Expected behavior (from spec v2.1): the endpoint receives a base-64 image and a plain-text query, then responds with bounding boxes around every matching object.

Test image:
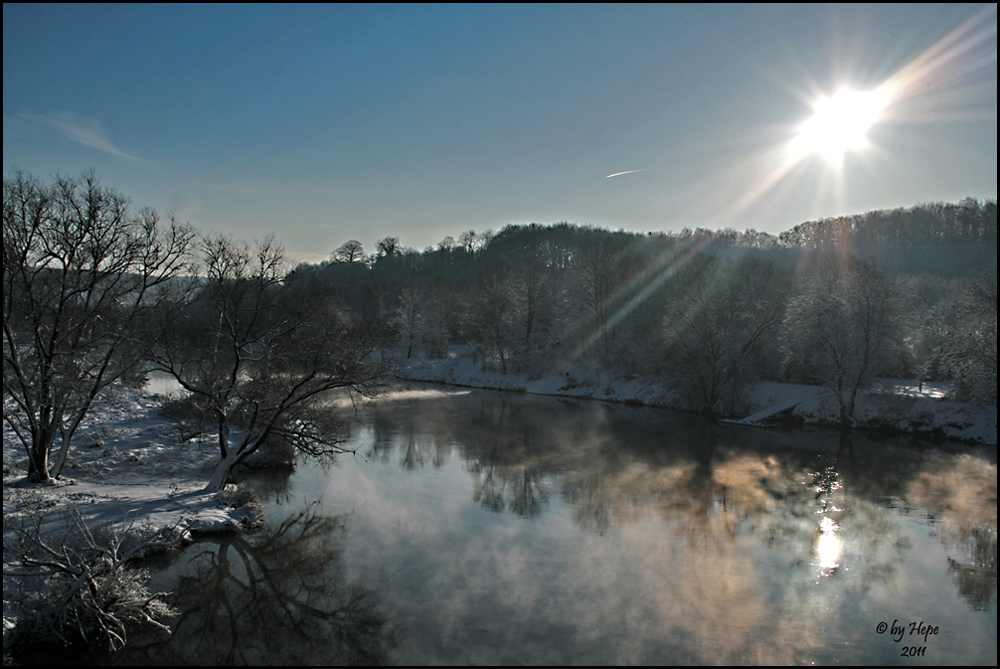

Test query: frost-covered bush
[941,272,997,406]
[4,506,180,654]
[216,484,265,529]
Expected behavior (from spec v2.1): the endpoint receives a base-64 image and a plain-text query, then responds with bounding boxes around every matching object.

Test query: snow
[396,352,679,407]
[3,387,258,538]
[746,379,997,444]
[3,383,269,650]
[397,353,997,446]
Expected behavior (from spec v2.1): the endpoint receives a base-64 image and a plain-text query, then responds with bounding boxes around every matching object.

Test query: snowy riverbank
[2,389,263,546]
[396,353,998,446]
[2,359,994,655]
[2,387,271,653]
[4,359,994,544]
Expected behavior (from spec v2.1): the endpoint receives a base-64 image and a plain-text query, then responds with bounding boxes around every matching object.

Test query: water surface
[144,386,997,665]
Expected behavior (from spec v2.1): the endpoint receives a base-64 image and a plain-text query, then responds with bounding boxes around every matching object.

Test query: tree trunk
[49,434,72,480]
[27,428,57,483]
[27,449,52,483]
[206,451,241,493]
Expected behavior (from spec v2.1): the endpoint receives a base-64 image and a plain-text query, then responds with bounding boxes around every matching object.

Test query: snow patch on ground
[396,354,679,407]
[3,388,263,539]
[3,386,266,650]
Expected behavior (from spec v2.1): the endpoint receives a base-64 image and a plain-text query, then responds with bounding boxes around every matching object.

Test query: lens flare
[789,88,889,165]
[716,6,994,224]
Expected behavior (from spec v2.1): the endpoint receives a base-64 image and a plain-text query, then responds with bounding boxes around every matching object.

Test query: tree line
[4,170,996,490]
[306,205,995,421]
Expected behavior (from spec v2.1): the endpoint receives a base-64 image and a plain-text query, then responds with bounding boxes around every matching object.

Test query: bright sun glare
[721,6,992,226]
[789,88,890,166]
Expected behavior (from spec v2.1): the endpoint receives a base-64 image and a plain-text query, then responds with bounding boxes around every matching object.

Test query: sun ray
[704,6,995,232]
[548,236,714,375]
[550,8,995,377]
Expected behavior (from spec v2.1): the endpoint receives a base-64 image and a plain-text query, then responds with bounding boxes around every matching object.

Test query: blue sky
[4,4,996,263]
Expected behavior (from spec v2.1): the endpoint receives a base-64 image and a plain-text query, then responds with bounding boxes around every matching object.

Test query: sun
[788,87,889,166]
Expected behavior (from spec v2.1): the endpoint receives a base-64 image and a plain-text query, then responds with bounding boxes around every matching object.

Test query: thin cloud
[23,112,144,162]
[606,169,646,178]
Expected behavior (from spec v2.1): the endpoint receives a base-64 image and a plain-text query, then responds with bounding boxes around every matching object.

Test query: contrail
[605,169,645,178]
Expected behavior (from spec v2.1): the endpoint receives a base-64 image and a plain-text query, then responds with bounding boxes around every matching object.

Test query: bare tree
[425,275,458,357]
[781,256,904,427]
[471,264,517,374]
[364,275,393,320]
[331,239,365,264]
[3,170,195,483]
[391,280,450,359]
[149,235,391,492]
[375,236,400,258]
[574,234,630,356]
[514,250,552,361]
[458,230,479,255]
[393,284,426,359]
[664,256,784,414]
[490,228,563,364]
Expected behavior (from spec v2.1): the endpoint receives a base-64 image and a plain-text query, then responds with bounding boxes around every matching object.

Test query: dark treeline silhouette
[779,198,997,248]
[778,198,997,276]
[293,199,996,417]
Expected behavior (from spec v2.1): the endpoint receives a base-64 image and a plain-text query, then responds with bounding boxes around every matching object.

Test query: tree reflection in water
[127,506,401,665]
[469,401,551,518]
[907,453,998,612]
[293,389,996,664]
[370,391,995,611]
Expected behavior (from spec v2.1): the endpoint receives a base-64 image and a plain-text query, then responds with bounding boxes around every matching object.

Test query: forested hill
[774,198,997,276]
[306,197,997,287]
[781,198,996,247]
[289,196,996,415]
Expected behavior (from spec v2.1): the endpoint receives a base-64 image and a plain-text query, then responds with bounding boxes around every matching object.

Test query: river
[134,386,996,664]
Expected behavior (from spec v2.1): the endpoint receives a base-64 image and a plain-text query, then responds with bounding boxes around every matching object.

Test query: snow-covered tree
[573,234,631,357]
[471,264,517,374]
[393,285,424,359]
[664,255,784,413]
[392,284,448,358]
[940,271,997,404]
[781,256,904,427]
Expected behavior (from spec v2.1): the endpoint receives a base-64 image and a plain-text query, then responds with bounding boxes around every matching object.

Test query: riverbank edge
[3,382,273,657]
[395,354,998,447]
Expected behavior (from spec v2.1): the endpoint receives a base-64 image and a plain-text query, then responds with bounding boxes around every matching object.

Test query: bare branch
[4,504,182,653]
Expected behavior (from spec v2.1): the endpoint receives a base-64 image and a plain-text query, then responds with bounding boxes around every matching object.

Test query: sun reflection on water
[815,516,842,574]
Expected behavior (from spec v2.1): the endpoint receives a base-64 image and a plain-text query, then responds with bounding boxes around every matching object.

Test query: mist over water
[143,386,996,665]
